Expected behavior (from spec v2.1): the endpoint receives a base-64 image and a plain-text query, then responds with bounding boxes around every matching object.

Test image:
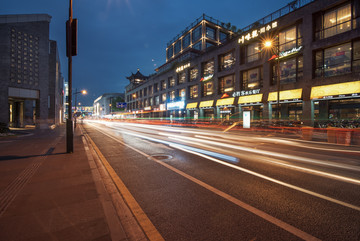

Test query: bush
[0,122,9,133]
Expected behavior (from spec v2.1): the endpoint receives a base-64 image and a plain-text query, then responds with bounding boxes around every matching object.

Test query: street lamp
[263,38,281,121]
[73,89,87,128]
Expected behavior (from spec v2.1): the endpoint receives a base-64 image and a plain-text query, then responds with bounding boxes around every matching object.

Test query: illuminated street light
[263,38,281,121]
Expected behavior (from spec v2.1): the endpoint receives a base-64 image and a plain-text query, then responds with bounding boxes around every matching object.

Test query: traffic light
[66,19,78,57]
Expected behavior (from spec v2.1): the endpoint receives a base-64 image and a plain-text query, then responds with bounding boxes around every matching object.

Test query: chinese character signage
[238,21,278,44]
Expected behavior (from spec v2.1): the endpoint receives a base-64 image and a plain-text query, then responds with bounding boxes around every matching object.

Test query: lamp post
[264,38,281,121]
[74,88,87,129]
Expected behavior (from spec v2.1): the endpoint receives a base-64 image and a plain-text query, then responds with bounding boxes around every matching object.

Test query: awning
[268,88,302,102]
[310,81,360,99]
[216,97,235,106]
[238,94,263,105]
[199,100,214,108]
[186,102,198,109]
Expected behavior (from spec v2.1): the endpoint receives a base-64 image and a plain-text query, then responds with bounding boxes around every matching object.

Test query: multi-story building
[0,14,64,128]
[93,93,125,117]
[125,0,360,127]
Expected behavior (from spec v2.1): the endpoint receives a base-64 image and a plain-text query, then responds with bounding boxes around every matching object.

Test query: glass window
[206,41,215,49]
[273,56,303,84]
[219,75,234,94]
[182,33,190,49]
[206,26,216,40]
[192,25,202,43]
[174,41,181,55]
[169,90,176,101]
[155,96,160,105]
[220,51,235,71]
[190,68,198,82]
[162,93,167,102]
[190,85,199,99]
[169,77,175,87]
[154,83,159,92]
[161,80,167,90]
[279,26,297,52]
[354,41,360,72]
[325,43,351,77]
[179,88,186,99]
[202,80,214,97]
[220,32,228,43]
[247,42,260,62]
[324,4,351,38]
[178,72,186,84]
[203,60,214,78]
[242,67,263,90]
[167,46,173,59]
[149,97,153,106]
[193,41,202,50]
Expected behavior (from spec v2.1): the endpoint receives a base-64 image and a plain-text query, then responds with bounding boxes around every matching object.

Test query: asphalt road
[82,120,360,241]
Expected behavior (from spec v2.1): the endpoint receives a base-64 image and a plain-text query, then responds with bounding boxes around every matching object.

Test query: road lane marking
[89,123,360,211]
[88,123,321,240]
[83,129,164,241]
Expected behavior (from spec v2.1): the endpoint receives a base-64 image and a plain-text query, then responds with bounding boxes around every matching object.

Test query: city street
[82,120,360,241]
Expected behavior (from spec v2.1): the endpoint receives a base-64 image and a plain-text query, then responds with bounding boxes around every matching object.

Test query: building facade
[0,14,64,128]
[125,0,360,127]
[93,93,125,117]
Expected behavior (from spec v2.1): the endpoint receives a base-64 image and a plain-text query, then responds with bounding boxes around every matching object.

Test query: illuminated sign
[220,110,231,114]
[310,81,360,100]
[144,106,151,111]
[268,89,302,103]
[167,101,185,110]
[159,104,166,111]
[238,94,263,105]
[186,102,198,109]
[278,46,303,59]
[243,111,251,128]
[233,89,260,97]
[199,100,214,108]
[238,21,278,44]
[200,74,214,82]
[216,97,235,106]
[176,63,190,73]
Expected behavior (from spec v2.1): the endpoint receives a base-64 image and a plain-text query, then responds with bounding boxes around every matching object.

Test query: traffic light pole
[66,0,73,153]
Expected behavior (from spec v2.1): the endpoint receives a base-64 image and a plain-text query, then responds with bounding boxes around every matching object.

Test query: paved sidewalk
[0,124,131,241]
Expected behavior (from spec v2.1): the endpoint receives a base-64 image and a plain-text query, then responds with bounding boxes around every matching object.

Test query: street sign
[116,102,127,108]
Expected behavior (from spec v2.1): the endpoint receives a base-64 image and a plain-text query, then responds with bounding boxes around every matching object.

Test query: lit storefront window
[315,4,352,39]
[161,80,167,90]
[219,51,235,71]
[279,25,302,52]
[155,96,160,105]
[315,42,358,78]
[162,93,167,102]
[180,88,186,99]
[273,56,303,84]
[170,90,176,101]
[190,85,199,99]
[190,67,198,82]
[202,80,214,97]
[169,76,175,87]
[219,75,234,94]
[202,60,214,78]
[242,67,263,89]
[247,42,260,62]
[178,72,186,84]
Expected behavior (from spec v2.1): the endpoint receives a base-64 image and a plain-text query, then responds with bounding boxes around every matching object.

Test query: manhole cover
[150,154,173,160]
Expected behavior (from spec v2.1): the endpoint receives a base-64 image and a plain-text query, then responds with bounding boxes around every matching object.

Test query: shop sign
[144,106,151,111]
[199,100,214,108]
[220,110,231,114]
[186,102,198,109]
[238,21,278,44]
[167,101,185,110]
[238,94,263,105]
[268,89,302,103]
[216,97,235,107]
[200,74,214,82]
[176,63,190,73]
[278,46,303,59]
[310,81,360,100]
[233,89,260,97]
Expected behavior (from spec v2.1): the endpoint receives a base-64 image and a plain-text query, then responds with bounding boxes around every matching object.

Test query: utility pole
[66,0,78,153]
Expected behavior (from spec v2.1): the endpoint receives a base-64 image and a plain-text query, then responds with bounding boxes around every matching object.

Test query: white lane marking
[89,123,360,210]
[88,123,321,241]
[162,133,360,172]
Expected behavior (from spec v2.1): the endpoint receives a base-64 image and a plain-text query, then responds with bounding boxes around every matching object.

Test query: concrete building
[93,93,125,117]
[125,0,360,127]
[0,14,64,128]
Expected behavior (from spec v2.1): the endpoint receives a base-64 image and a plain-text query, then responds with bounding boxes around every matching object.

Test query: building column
[302,100,314,127]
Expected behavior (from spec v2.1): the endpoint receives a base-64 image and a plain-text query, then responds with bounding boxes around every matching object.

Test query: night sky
[3,0,291,106]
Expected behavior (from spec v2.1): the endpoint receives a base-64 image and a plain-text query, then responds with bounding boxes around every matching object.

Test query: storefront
[186,102,198,120]
[216,97,236,120]
[166,100,186,119]
[238,93,263,122]
[310,81,360,126]
[268,88,303,121]
[199,100,215,120]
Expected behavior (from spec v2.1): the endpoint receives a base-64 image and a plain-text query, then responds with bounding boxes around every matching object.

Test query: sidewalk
[0,124,138,241]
